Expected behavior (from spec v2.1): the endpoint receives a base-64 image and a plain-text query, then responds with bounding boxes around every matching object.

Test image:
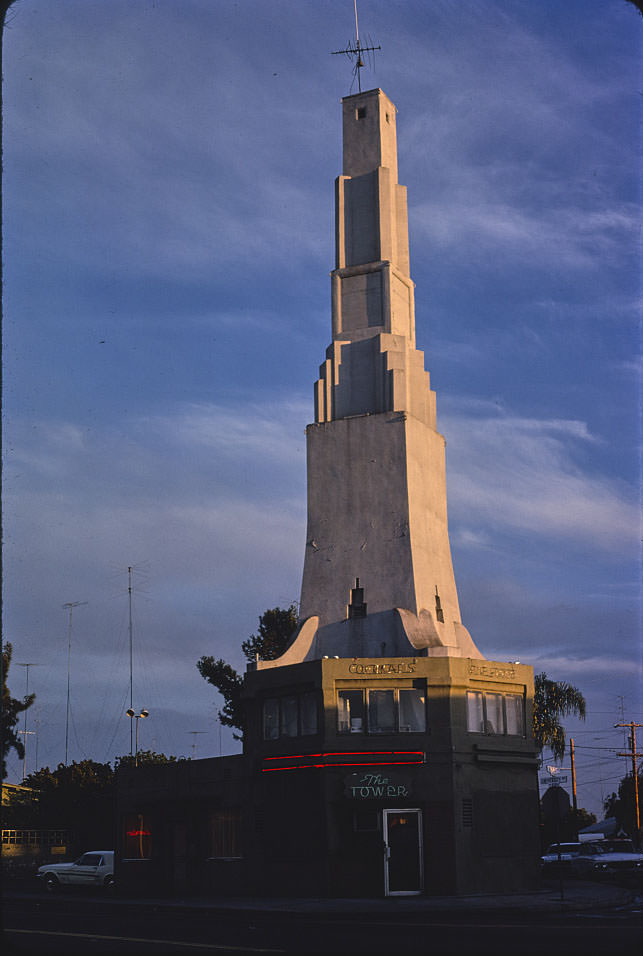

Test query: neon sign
[126,829,151,837]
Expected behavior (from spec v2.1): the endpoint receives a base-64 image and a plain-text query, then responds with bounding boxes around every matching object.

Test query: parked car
[541,842,584,871]
[541,841,643,881]
[36,851,114,891]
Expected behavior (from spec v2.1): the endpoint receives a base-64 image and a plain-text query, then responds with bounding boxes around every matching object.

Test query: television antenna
[62,601,88,764]
[332,0,381,93]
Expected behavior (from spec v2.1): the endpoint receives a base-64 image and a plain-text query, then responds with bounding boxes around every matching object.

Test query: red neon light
[126,829,151,837]
[262,759,424,773]
[264,750,424,762]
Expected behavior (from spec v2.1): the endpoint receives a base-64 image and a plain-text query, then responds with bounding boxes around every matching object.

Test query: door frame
[382,807,424,896]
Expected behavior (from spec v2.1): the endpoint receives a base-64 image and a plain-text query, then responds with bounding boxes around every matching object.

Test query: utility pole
[615,721,642,844]
[569,738,577,813]
[62,601,87,765]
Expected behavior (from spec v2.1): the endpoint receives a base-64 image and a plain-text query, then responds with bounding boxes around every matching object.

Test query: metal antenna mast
[15,661,38,780]
[62,601,87,765]
[128,566,134,756]
[332,0,381,93]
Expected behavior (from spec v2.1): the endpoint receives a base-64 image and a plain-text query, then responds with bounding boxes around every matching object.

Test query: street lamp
[126,708,149,766]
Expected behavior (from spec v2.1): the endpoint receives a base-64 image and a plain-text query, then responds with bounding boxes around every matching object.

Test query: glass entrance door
[383,809,423,896]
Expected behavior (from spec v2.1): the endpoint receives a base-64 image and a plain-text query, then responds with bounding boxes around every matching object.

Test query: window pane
[399,689,426,732]
[281,696,298,737]
[263,698,279,740]
[485,693,503,734]
[300,691,318,736]
[505,694,524,736]
[337,690,364,733]
[368,689,395,733]
[466,691,484,732]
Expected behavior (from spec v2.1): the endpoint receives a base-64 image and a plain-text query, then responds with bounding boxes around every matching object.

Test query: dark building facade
[117,656,540,897]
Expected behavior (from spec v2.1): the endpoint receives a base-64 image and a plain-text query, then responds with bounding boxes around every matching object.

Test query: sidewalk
[93,880,637,918]
[5,878,637,918]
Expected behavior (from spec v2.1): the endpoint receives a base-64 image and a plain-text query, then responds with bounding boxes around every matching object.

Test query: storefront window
[367,689,396,733]
[123,813,152,860]
[263,698,279,740]
[300,691,318,736]
[338,689,364,733]
[505,694,525,736]
[281,696,298,737]
[399,689,426,732]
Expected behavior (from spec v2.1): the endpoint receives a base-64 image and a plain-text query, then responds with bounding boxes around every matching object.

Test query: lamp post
[126,708,149,766]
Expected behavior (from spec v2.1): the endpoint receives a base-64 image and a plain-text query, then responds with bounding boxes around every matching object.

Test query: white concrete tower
[264,89,483,667]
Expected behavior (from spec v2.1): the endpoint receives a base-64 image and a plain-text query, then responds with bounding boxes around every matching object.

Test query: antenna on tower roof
[331,0,381,94]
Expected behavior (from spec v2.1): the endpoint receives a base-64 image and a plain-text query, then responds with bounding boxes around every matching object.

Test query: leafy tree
[4,752,179,855]
[241,605,298,662]
[114,750,179,770]
[533,672,586,761]
[2,642,36,779]
[196,658,245,737]
[197,605,298,739]
[4,760,115,854]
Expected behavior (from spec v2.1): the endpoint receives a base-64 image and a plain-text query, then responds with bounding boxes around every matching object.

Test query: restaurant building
[117,87,540,898]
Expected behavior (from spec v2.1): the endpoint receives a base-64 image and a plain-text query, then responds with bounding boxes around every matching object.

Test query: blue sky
[2,0,640,818]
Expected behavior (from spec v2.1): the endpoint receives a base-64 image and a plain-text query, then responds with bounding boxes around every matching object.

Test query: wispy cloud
[442,408,638,553]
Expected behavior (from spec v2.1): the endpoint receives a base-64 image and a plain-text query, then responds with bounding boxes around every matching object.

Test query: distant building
[117,88,540,898]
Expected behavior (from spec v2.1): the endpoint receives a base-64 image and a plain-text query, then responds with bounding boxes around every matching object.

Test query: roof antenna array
[332,0,381,94]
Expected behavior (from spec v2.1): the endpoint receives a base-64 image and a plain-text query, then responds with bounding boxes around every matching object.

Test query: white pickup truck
[37,850,114,891]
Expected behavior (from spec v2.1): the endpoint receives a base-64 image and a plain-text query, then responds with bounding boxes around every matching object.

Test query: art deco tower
[272,88,483,666]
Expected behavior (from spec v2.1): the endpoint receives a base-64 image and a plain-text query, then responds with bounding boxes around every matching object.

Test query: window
[337,687,426,734]
[263,698,280,740]
[281,696,298,737]
[209,809,242,859]
[300,691,318,736]
[485,693,503,734]
[505,694,525,736]
[338,689,364,733]
[399,689,426,732]
[368,690,396,733]
[123,813,152,859]
[356,106,367,119]
[466,691,525,737]
[263,692,319,740]
[466,691,484,733]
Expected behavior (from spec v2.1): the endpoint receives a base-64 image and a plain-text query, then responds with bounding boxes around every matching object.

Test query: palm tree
[533,672,586,760]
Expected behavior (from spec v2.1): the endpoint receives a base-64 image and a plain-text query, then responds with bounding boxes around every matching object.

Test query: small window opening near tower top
[356,106,367,120]
[435,586,444,624]
[385,112,390,123]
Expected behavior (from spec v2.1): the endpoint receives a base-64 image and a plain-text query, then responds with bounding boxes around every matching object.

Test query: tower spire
[259,89,484,668]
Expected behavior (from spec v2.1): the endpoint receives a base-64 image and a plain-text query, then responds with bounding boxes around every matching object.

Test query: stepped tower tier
[260,89,483,669]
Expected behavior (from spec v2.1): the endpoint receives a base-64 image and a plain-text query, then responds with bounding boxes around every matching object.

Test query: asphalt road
[3,891,642,954]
